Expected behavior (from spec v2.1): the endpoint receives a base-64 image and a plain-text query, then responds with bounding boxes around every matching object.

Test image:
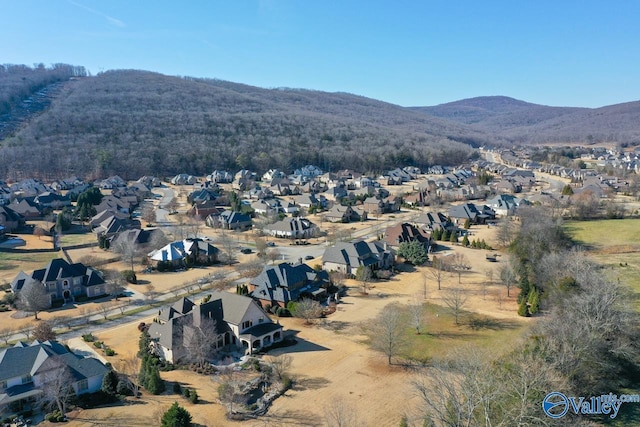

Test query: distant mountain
[412,96,640,144]
[0,69,485,179]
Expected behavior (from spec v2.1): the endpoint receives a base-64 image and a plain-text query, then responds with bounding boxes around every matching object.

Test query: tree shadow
[258,409,322,426]
[291,376,331,391]
[465,316,521,331]
[135,279,151,285]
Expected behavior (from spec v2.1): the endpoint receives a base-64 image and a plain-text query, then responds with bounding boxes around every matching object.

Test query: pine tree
[449,231,458,244]
[161,402,192,427]
[462,235,470,247]
[101,370,119,396]
[528,288,540,315]
[517,297,530,317]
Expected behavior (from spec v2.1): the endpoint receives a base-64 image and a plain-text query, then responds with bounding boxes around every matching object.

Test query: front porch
[239,323,284,355]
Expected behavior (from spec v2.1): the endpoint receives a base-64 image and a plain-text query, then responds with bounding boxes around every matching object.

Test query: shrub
[182,387,191,398]
[105,347,116,356]
[122,270,137,284]
[82,333,96,342]
[189,389,199,404]
[93,341,103,348]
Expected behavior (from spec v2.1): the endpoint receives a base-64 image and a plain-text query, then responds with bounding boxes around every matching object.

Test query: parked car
[266,242,276,247]
[304,255,314,260]
[240,248,252,254]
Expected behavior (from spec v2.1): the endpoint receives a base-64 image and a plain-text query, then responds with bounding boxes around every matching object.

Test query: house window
[242,320,253,330]
[21,374,32,384]
[77,379,88,391]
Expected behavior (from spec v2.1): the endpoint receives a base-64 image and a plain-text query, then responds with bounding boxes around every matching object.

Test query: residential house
[0,340,110,410]
[264,218,318,239]
[98,175,127,189]
[0,206,24,232]
[290,194,322,210]
[249,263,330,308]
[148,292,283,361]
[414,212,455,233]
[137,176,162,188]
[383,223,431,250]
[324,205,362,223]
[485,194,529,217]
[322,240,395,276]
[34,192,71,210]
[206,210,253,231]
[148,238,219,267]
[171,174,197,185]
[250,199,281,216]
[11,258,106,305]
[109,228,165,250]
[187,200,222,219]
[8,198,42,219]
[93,215,141,239]
[206,170,233,184]
[448,203,496,225]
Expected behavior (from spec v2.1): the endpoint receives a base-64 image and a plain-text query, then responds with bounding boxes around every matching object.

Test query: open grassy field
[566,219,640,309]
[395,303,528,364]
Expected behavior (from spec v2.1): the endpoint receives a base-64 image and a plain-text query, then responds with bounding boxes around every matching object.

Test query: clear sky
[2,1,639,108]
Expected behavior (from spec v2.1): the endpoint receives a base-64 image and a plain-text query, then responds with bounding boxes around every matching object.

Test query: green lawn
[566,219,640,309]
[566,218,640,249]
[397,303,529,363]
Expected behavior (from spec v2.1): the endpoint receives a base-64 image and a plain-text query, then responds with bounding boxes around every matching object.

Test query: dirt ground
[58,223,523,427]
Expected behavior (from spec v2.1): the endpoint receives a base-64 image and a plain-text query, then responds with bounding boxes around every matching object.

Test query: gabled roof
[29,258,104,287]
[0,340,108,384]
[322,240,392,269]
[250,263,329,304]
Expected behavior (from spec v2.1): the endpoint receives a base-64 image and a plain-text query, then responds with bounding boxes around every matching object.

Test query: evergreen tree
[528,288,540,315]
[397,241,428,265]
[517,297,530,317]
[463,218,471,229]
[101,370,119,396]
[449,231,458,244]
[461,235,470,247]
[161,402,192,427]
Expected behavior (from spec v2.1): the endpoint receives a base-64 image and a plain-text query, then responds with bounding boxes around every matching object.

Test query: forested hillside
[414,96,640,145]
[0,69,483,180]
[0,64,87,140]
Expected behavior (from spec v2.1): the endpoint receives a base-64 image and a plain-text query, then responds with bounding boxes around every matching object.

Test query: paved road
[155,186,175,225]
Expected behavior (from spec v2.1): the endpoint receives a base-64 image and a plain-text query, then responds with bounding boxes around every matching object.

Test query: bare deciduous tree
[0,327,14,346]
[142,205,157,225]
[441,287,468,325]
[17,282,50,320]
[98,301,115,320]
[324,395,362,427]
[184,317,218,367]
[292,298,323,325]
[498,257,517,297]
[103,269,126,301]
[428,256,447,291]
[218,229,236,264]
[33,321,56,341]
[267,354,292,382]
[408,294,425,335]
[369,303,407,365]
[39,356,75,418]
[355,266,373,295]
[266,248,281,265]
[118,353,142,398]
[112,236,140,272]
[447,253,470,285]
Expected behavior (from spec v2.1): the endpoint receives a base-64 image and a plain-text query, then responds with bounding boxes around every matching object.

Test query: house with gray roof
[206,210,252,231]
[249,263,330,308]
[264,217,318,239]
[322,240,395,276]
[148,238,219,267]
[0,340,109,410]
[148,292,282,361]
[11,258,106,306]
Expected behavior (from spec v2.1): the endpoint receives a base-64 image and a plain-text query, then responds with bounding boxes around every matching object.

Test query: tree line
[0,69,478,180]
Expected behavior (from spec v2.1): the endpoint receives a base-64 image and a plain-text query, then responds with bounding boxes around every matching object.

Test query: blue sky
[2,1,639,107]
